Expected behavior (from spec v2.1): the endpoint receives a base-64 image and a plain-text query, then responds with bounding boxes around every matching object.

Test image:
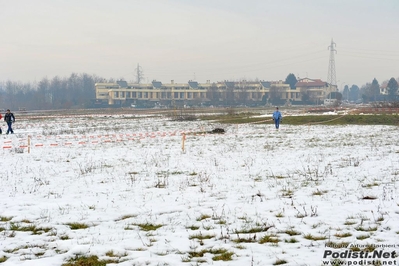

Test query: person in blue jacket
[272,107,282,129]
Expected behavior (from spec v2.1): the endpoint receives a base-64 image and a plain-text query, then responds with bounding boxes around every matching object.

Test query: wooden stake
[28,135,31,153]
[182,133,186,152]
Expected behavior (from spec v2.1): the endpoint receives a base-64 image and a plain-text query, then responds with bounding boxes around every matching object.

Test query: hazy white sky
[1,0,398,88]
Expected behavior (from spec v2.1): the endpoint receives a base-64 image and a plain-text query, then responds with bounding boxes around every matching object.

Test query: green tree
[349,85,360,102]
[285,73,297,89]
[269,85,284,105]
[342,85,349,101]
[370,78,380,102]
[387,77,398,100]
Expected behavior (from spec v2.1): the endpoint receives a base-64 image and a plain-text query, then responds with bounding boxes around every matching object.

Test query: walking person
[272,107,282,129]
[0,113,2,134]
[4,109,15,134]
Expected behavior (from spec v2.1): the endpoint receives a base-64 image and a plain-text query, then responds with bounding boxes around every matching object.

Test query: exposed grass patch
[274,259,288,265]
[215,219,227,225]
[0,216,12,222]
[312,189,328,196]
[105,250,127,258]
[343,220,357,226]
[356,234,370,240]
[213,251,234,261]
[232,235,257,243]
[61,255,117,266]
[186,225,200,230]
[32,227,53,235]
[303,233,327,241]
[189,232,215,240]
[188,248,234,261]
[65,223,90,230]
[253,176,263,182]
[200,114,399,126]
[259,234,280,244]
[8,223,52,235]
[355,226,378,232]
[136,223,162,231]
[281,228,301,236]
[0,256,8,263]
[171,171,184,175]
[115,214,137,221]
[60,235,70,240]
[334,232,352,238]
[362,195,377,200]
[196,214,211,221]
[284,237,299,243]
[281,188,294,198]
[35,251,46,257]
[4,244,47,254]
[199,112,261,123]
[10,222,35,232]
[362,182,379,188]
[4,247,20,253]
[235,225,273,234]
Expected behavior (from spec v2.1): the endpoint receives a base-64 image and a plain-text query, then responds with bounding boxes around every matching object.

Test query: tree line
[1,73,398,111]
[285,74,399,103]
[0,73,110,110]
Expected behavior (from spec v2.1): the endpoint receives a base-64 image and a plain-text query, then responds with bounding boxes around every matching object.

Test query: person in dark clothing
[0,113,2,134]
[4,109,15,134]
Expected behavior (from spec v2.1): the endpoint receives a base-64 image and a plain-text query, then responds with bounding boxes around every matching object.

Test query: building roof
[117,80,128,88]
[260,81,271,88]
[188,81,198,89]
[296,78,327,87]
[224,81,235,89]
[152,81,162,88]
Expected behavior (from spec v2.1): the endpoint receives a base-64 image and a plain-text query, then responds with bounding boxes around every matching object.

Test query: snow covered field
[0,113,398,266]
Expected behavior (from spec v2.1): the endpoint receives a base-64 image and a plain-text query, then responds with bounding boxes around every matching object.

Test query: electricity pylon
[327,39,337,87]
[135,64,144,84]
[327,39,337,100]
